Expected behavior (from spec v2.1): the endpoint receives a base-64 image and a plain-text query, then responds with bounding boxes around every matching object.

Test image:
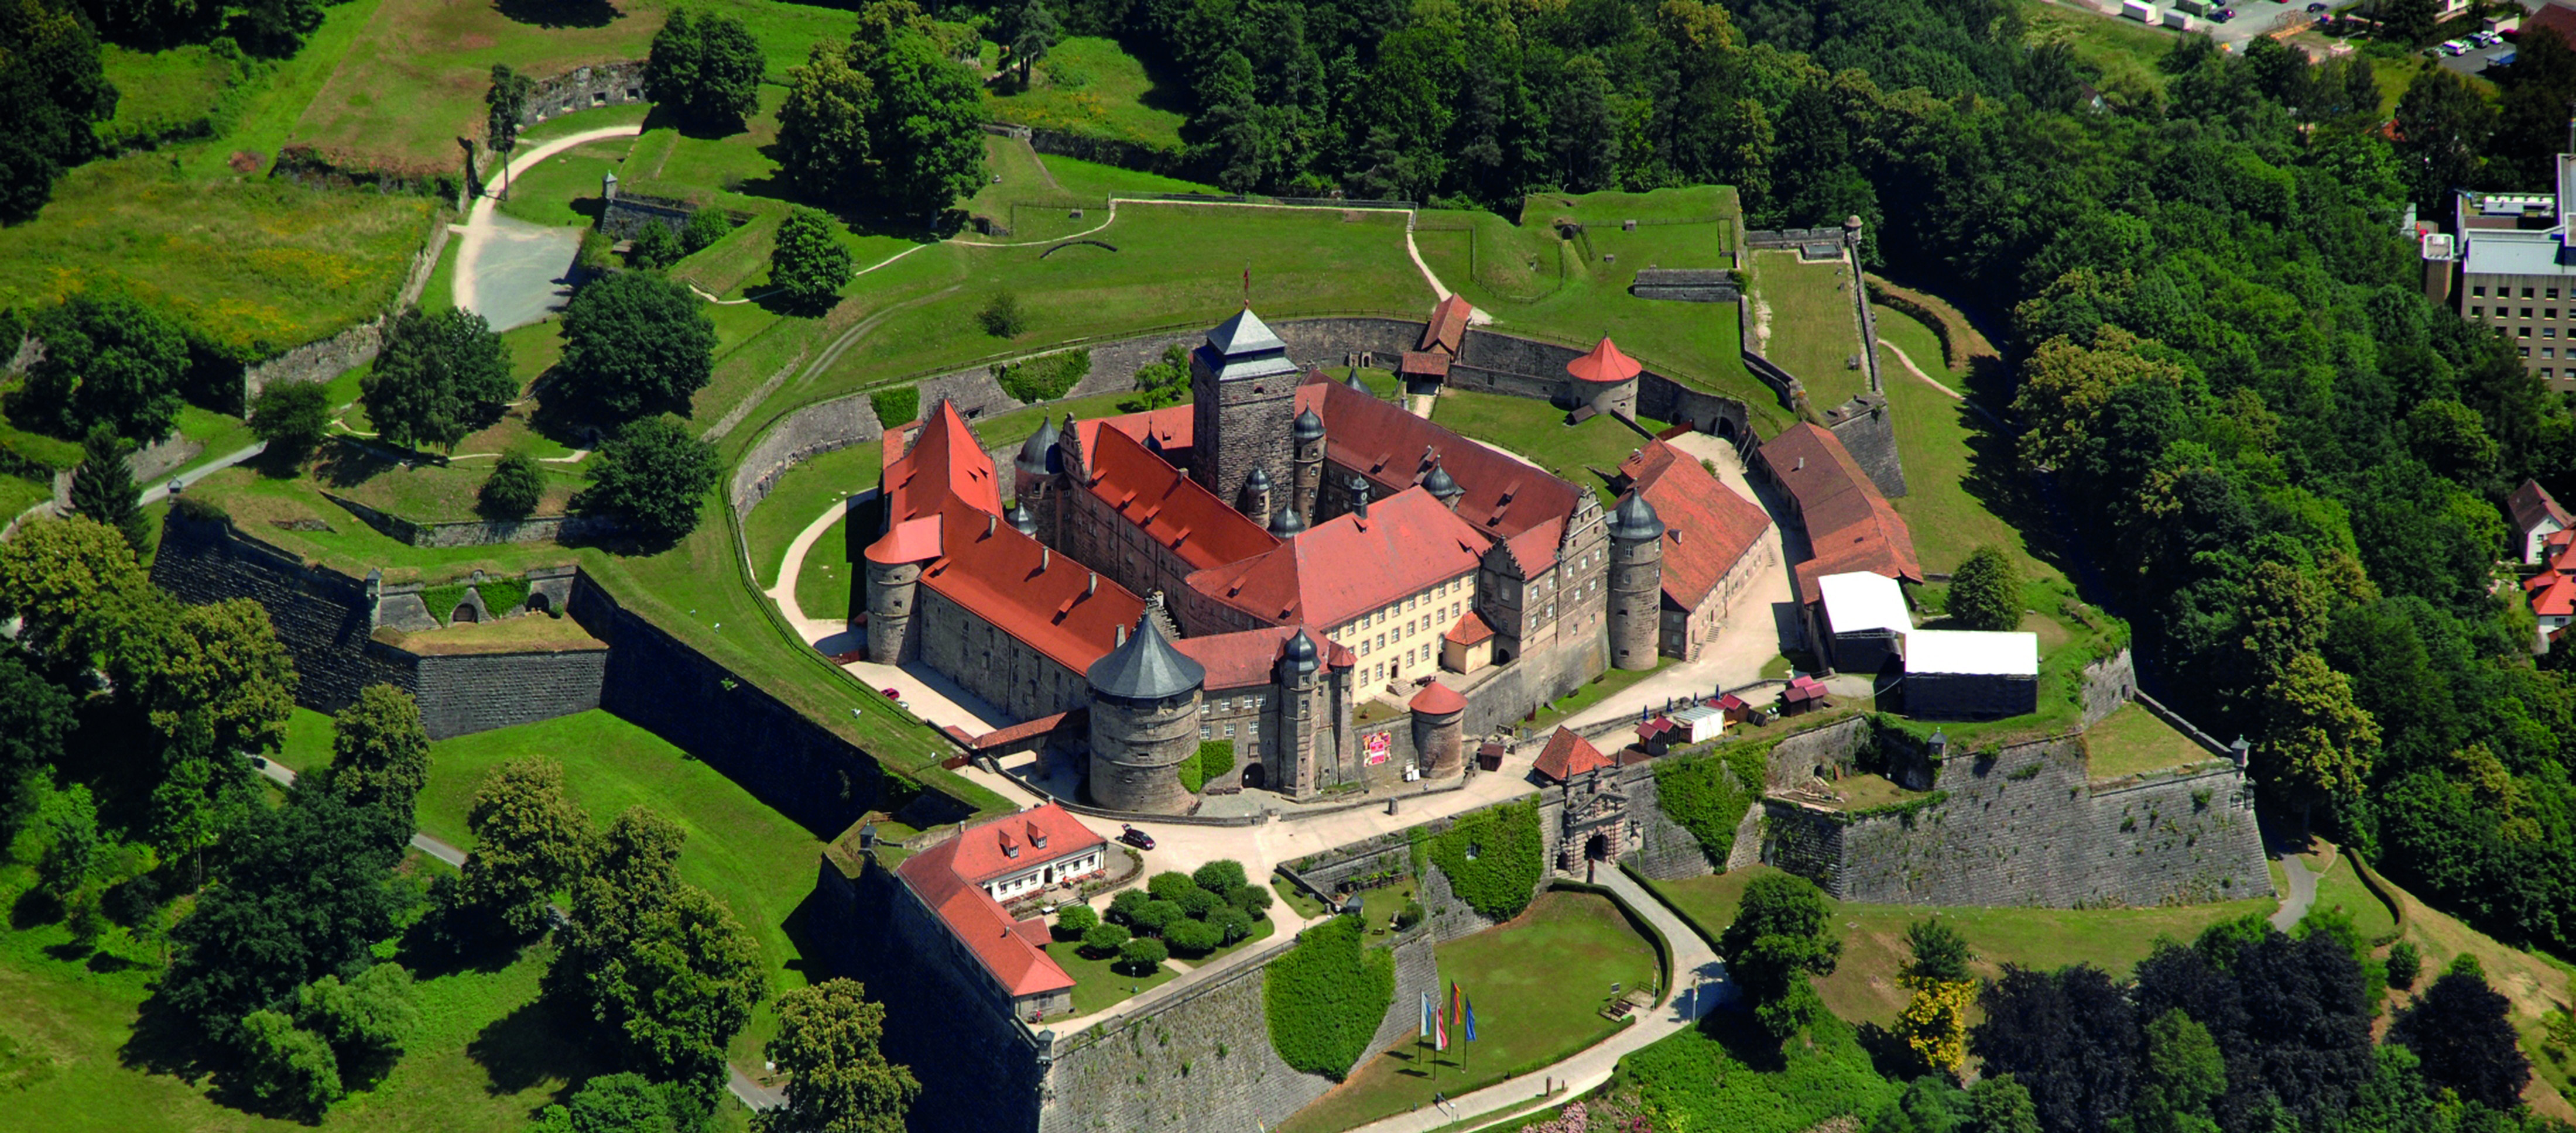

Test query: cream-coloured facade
[1334,572,1477,691]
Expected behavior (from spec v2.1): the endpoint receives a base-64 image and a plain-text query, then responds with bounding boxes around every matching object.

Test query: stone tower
[1012,416,1062,542]
[1292,406,1327,521]
[1566,337,1643,420]
[1409,679,1467,778]
[864,544,930,663]
[1606,490,1665,671]
[1272,629,1323,796]
[1085,609,1206,814]
[1239,466,1275,530]
[1189,308,1299,511]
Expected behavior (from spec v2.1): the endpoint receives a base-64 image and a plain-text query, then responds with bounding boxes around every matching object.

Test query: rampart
[519,61,648,125]
[321,489,618,548]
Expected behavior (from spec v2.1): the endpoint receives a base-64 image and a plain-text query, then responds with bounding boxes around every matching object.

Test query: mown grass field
[495,135,638,228]
[2081,702,2219,782]
[793,514,854,620]
[1747,250,1869,407]
[1279,891,1659,1133]
[1430,389,1666,505]
[979,37,1187,151]
[1872,303,2058,580]
[1649,866,2277,1028]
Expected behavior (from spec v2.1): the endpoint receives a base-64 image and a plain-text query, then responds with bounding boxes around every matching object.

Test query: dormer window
[1000,831,1020,859]
[1028,822,1048,850]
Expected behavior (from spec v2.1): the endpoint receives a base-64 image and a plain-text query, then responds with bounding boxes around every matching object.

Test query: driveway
[453,124,643,328]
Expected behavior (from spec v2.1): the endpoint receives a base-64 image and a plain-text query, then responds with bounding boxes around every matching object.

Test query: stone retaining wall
[1040,932,1334,1133]
[520,61,648,126]
[411,648,608,739]
[321,489,617,548]
[239,222,453,410]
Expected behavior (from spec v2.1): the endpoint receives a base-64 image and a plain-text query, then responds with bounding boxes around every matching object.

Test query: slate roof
[1615,440,1772,611]
[1197,308,1298,382]
[1608,491,1665,541]
[2509,478,2571,534]
[1533,727,1614,782]
[1763,423,1921,602]
[1183,486,1486,630]
[1086,612,1205,700]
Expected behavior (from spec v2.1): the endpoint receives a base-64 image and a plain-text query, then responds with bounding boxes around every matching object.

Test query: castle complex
[860,308,1773,812]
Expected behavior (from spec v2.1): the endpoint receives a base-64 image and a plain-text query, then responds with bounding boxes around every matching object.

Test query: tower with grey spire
[1085,606,1207,814]
[1291,404,1326,520]
[1188,308,1298,516]
[1606,490,1666,671]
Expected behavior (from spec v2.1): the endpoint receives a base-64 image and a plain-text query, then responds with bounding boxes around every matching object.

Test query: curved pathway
[453,124,645,317]
[1344,869,1728,1133]
[2270,852,2320,932]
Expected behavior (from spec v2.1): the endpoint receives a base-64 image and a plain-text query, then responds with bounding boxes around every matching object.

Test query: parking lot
[2435,30,2517,76]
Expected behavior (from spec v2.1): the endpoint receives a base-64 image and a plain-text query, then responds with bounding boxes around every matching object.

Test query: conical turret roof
[1567,337,1642,384]
[1007,500,1039,535]
[1608,490,1666,540]
[1281,629,1320,673]
[1294,406,1326,441]
[1086,612,1205,700]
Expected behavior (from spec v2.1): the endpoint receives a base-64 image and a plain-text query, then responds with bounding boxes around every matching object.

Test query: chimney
[1042,547,1051,569]
[986,514,997,537]
[1116,624,1128,646]
[1086,571,1098,597]
[1794,456,1805,472]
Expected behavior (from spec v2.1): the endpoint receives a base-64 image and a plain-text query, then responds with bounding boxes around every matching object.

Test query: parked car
[2441,39,2469,55]
[2305,1,2327,11]
[2212,7,2234,19]
[1119,825,1156,850]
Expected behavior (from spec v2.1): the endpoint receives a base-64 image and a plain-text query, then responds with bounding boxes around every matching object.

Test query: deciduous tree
[0,516,153,664]
[644,9,765,127]
[557,272,717,418]
[759,980,920,1133]
[161,792,408,1035]
[1945,547,2020,632]
[0,0,117,221]
[479,451,546,519]
[23,291,187,442]
[0,654,74,819]
[768,207,853,313]
[2392,969,2529,1109]
[235,1008,341,1116]
[575,416,720,545]
[248,381,333,466]
[314,684,430,817]
[557,806,765,1082]
[1717,872,1841,1039]
[458,756,594,938]
[364,306,514,455]
[487,64,533,199]
[296,964,420,1066]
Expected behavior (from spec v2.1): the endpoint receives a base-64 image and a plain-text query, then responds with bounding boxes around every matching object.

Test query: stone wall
[239,222,452,411]
[411,648,608,739]
[1025,127,1191,179]
[729,392,886,521]
[1638,373,1756,439]
[598,191,697,241]
[150,512,413,714]
[2082,648,2138,728]
[1618,764,1718,881]
[917,585,1093,723]
[320,489,617,548]
[521,61,648,125]
[1823,395,1906,499]
[568,573,890,837]
[1040,933,1337,1133]
[1761,730,2269,908]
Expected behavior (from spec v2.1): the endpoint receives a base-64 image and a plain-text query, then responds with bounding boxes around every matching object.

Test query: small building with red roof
[888,803,1107,1019]
[1565,337,1643,418]
[2509,478,2571,564]
[1533,726,1616,782]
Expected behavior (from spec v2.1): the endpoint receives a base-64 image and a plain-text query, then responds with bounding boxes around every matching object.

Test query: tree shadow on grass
[468,995,609,1100]
[311,437,406,492]
[119,986,217,1082]
[491,0,621,29]
[1694,1006,1787,1073]
[642,104,750,143]
[9,888,61,931]
[1854,1020,1923,1082]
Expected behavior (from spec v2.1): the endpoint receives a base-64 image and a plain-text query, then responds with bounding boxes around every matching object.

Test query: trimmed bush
[1129,898,1184,936]
[1416,799,1545,921]
[1054,904,1099,940]
[1117,936,1167,974]
[992,348,1090,403]
[869,386,919,428]
[1228,883,1274,915]
[1081,922,1128,957]
[1174,886,1221,919]
[1107,888,1150,925]
[1208,905,1253,944]
[1193,860,1248,895]
[1265,916,1395,1080]
[1146,871,1198,903]
[1195,740,1235,784]
[2386,941,2421,990]
[478,451,545,519]
[1163,916,1222,956]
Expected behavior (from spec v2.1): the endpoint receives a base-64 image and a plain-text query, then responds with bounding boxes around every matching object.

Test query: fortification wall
[149,513,412,713]
[1823,397,1906,499]
[520,61,648,125]
[567,574,888,837]
[2082,648,2138,728]
[1618,764,1717,880]
[320,490,616,548]
[411,648,607,739]
[1040,933,1335,1133]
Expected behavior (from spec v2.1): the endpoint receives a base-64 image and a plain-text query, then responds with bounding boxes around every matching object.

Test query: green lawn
[1047,938,1180,1017]
[1650,866,2276,1027]
[1279,891,1657,1133]
[406,710,827,1068]
[2082,703,2219,782]
[1747,250,1869,407]
[97,42,254,151]
[1873,303,2056,580]
[1430,389,1662,506]
[2020,0,2182,105]
[0,476,49,521]
[0,153,435,358]
[2309,858,2398,945]
[1273,877,1330,919]
[981,36,1187,151]
[1525,660,1668,732]
[745,443,878,589]
[1606,1011,1900,1133]
[494,135,636,229]
[630,87,792,201]
[1041,153,1218,200]
[794,514,854,620]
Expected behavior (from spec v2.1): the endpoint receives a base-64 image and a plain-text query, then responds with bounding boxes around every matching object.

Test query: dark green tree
[626,221,684,271]
[2380,0,2438,47]
[0,0,117,222]
[534,1072,715,1133]
[557,272,717,418]
[645,9,765,127]
[2127,1008,2224,1133]
[1121,345,1188,411]
[313,684,430,818]
[33,782,100,899]
[1945,546,2020,631]
[1971,964,2139,1133]
[364,307,514,455]
[295,964,420,1067]
[457,756,594,938]
[159,792,409,1035]
[556,807,765,1083]
[1005,0,1059,90]
[485,64,533,200]
[1968,1074,2041,1133]
[0,654,74,821]
[1052,903,1098,940]
[479,451,546,519]
[759,980,920,1133]
[1118,935,1167,974]
[680,207,732,254]
[1081,922,1128,957]
[2392,969,2529,1109]
[68,425,149,554]
[977,290,1025,338]
[575,416,719,545]
[2385,940,2421,990]
[23,292,186,442]
[2391,66,2491,214]
[225,0,318,56]
[248,382,334,466]
[234,1008,341,1116]
[1903,918,1972,984]
[1717,872,1841,1039]
[768,207,854,313]
[775,4,983,215]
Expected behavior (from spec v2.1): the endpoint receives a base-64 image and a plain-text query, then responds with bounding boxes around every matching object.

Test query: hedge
[1415,799,1544,922]
[869,386,920,429]
[475,578,530,617]
[1653,740,1774,867]
[993,349,1091,403]
[1198,740,1234,781]
[419,583,468,623]
[1265,916,1395,1080]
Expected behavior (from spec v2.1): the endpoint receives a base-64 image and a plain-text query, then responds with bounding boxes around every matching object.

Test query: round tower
[1606,490,1665,671]
[1273,630,1323,796]
[1292,406,1327,521]
[1566,337,1643,420]
[863,554,926,664]
[1239,466,1275,530]
[1086,613,1207,814]
[1409,680,1467,778]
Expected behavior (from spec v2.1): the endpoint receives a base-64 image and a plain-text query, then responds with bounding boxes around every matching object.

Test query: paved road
[453,125,644,321]
[1342,868,1729,1133]
[2270,852,2318,932]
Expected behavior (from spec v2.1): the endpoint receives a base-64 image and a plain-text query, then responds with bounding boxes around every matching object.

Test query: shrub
[1193,860,1248,895]
[22,291,187,442]
[420,583,468,624]
[479,451,545,519]
[869,386,920,428]
[475,578,531,617]
[1653,741,1772,866]
[1195,740,1235,784]
[1265,916,1395,1080]
[1054,904,1098,940]
[978,290,1027,338]
[1208,904,1253,944]
[1178,745,1207,794]
[1416,799,1544,921]
[680,208,733,254]
[248,382,333,465]
[1174,887,1221,919]
[1163,916,1222,956]
[1117,936,1168,974]
[1946,545,2022,632]
[626,222,684,270]
[992,349,1089,403]
[1129,899,1184,936]
[1107,888,1150,925]
[576,228,618,276]
[1395,901,1424,931]
[1228,883,1274,915]
[1146,871,1198,903]
[2386,941,2421,990]
[1081,922,1129,957]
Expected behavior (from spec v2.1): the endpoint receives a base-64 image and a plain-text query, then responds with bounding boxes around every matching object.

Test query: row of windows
[2473,284,2564,300]
[2471,307,2568,320]
[1210,693,1266,713]
[1198,720,1261,740]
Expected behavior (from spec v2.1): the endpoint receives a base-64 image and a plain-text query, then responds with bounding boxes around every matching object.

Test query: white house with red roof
[889,802,1108,1019]
[2509,479,2572,564]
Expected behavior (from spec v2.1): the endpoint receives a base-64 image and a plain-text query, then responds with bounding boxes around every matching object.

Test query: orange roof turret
[1410,680,1466,716]
[1567,337,1642,384]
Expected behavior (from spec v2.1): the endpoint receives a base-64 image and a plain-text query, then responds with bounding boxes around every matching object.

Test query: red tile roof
[2529,2,2576,49]
[1399,351,1452,377]
[1566,337,1642,384]
[1173,625,1314,689]
[1617,440,1772,610]
[1070,421,1278,571]
[970,710,1085,751]
[882,401,1002,524]
[2509,478,2571,534]
[1444,610,1495,644]
[1301,377,1582,545]
[1533,727,1614,781]
[894,833,1076,998]
[1783,674,1830,704]
[1184,487,1486,630]
[1410,680,1465,715]
[1498,517,1567,577]
[1421,294,1474,355]
[1764,424,1921,602]
[917,501,1146,674]
[1098,404,1195,452]
[865,515,944,564]
[944,802,1107,887]
[2534,574,2576,619]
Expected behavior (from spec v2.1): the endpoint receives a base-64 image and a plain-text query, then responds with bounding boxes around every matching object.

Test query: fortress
[858,306,1776,811]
